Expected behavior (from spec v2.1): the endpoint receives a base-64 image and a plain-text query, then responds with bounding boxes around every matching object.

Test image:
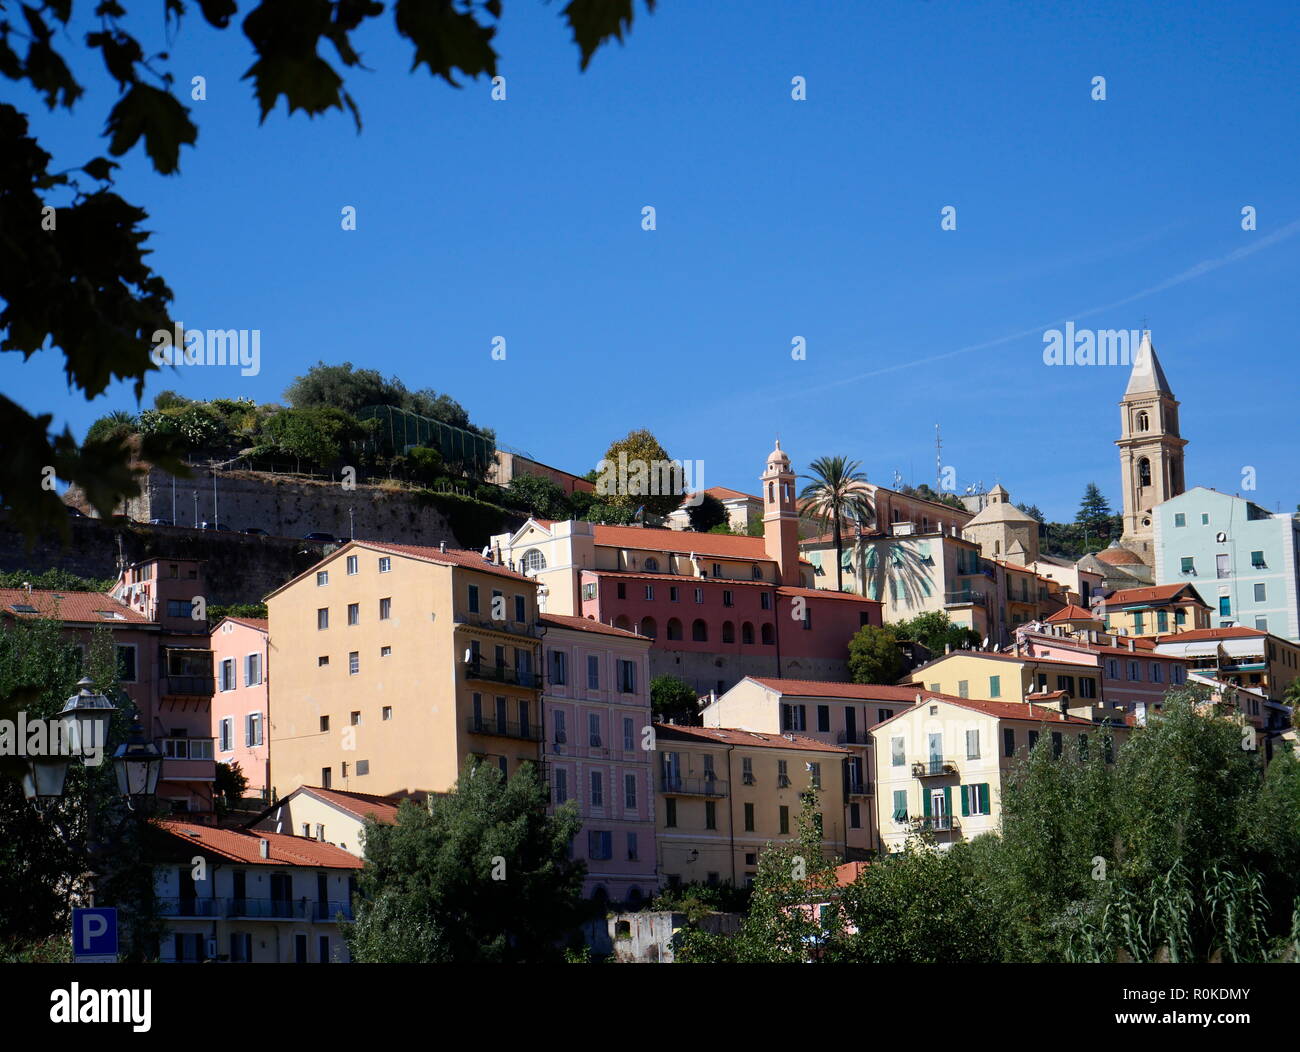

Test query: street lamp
[21,755,70,810]
[113,720,163,808]
[58,678,118,762]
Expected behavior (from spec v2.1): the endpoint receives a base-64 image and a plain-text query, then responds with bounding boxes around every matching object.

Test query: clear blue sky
[7,0,1299,522]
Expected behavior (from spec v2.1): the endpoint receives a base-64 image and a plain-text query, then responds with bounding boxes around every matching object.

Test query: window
[380,645,391,658]
[318,655,329,667]
[989,675,1000,698]
[665,798,677,827]
[1151,663,1163,684]
[742,757,754,784]
[1254,583,1267,603]
[1128,661,1139,681]
[669,586,680,602]
[588,831,612,860]
[1251,550,1266,569]
[692,619,708,642]
[694,588,704,604]
[116,645,137,683]
[1219,597,1231,617]
[809,762,821,789]
[1201,513,1209,525]
[244,653,263,686]
[468,584,479,613]
[1174,512,1185,527]
[553,768,567,804]
[722,590,734,607]
[1133,612,1145,634]
[379,597,391,620]
[616,583,626,599]
[1157,610,1168,633]
[623,717,635,752]
[1003,727,1015,757]
[245,712,263,747]
[1056,675,1075,694]
[378,557,391,573]
[346,555,358,574]
[553,710,567,744]
[892,790,908,822]
[356,760,370,776]
[316,571,329,586]
[891,736,905,767]
[348,651,359,675]
[957,679,969,699]
[166,599,189,618]
[778,759,790,787]
[219,658,235,691]
[1181,557,1195,575]
[218,718,233,752]
[514,595,526,623]
[588,713,602,748]
[1080,678,1097,698]
[590,771,603,808]
[778,805,789,834]
[878,707,894,723]
[321,767,332,788]
[761,592,772,611]
[961,783,991,816]
[1256,617,1269,632]
[624,772,637,810]
[586,655,599,689]
[317,608,329,630]
[817,705,830,733]
[644,557,659,573]
[744,802,755,832]
[343,602,358,626]
[522,549,546,573]
[704,801,717,829]
[619,660,637,694]
[966,729,980,760]
[1175,610,1186,626]
[550,650,567,686]
[781,704,806,732]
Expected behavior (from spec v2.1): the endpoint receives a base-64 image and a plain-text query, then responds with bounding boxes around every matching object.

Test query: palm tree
[798,456,875,592]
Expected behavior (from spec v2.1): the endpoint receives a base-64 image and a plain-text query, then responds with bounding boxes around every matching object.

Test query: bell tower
[761,440,801,586]
[1116,331,1186,564]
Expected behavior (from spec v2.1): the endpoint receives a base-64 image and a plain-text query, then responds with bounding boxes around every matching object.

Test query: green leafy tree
[1,1,652,541]
[846,624,904,685]
[0,569,115,592]
[345,759,585,963]
[651,675,699,724]
[261,406,366,470]
[1016,502,1045,523]
[686,493,727,532]
[890,611,980,656]
[84,410,138,447]
[1076,483,1113,540]
[214,760,249,811]
[505,473,570,520]
[593,429,683,518]
[798,456,874,592]
[898,482,966,511]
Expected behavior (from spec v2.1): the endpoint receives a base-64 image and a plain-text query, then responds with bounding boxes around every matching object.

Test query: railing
[911,815,960,833]
[466,716,543,741]
[157,897,222,918]
[944,590,985,607]
[226,898,308,920]
[312,900,354,922]
[162,675,215,696]
[660,774,729,798]
[453,615,541,639]
[159,737,215,760]
[846,780,873,797]
[912,759,957,777]
[462,662,539,688]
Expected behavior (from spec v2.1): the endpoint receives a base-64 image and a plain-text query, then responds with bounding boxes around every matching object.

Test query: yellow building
[908,648,1111,716]
[653,723,848,888]
[265,540,542,799]
[1099,583,1212,638]
[873,696,1128,851]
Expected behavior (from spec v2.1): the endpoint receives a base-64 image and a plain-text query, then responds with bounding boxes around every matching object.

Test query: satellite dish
[1215,532,1227,543]
[981,637,990,650]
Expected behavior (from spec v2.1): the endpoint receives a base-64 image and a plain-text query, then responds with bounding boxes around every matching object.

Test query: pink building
[1017,631,1190,716]
[539,613,657,906]
[211,616,271,795]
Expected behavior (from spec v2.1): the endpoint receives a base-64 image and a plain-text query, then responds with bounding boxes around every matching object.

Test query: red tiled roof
[745,678,963,703]
[302,786,401,826]
[704,486,760,503]
[1024,635,1168,659]
[935,697,1097,726]
[911,649,1099,671]
[158,818,363,868]
[539,613,647,640]
[1026,690,1069,700]
[1095,546,1143,566]
[0,588,151,625]
[652,724,849,754]
[1046,604,1097,622]
[216,616,268,633]
[1153,626,1267,643]
[776,585,879,605]
[593,524,771,561]
[1103,583,1205,606]
[361,541,534,582]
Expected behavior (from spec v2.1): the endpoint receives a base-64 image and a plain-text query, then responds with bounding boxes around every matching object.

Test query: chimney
[258,839,270,859]
[1128,638,1136,652]
[914,692,922,706]
[439,540,446,553]
[1058,696,1069,716]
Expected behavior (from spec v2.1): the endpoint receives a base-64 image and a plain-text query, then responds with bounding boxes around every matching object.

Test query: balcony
[312,900,354,923]
[159,737,216,784]
[466,716,543,742]
[846,780,873,797]
[226,898,308,920]
[944,590,985,608]
[463,662,539,688]
[157,897,222,919]
[911,814,960,833]
[660,774,729,798]
[836,730,872,746]
[912,759,958,778]
[454,614,540,639]
[161,675,215,696]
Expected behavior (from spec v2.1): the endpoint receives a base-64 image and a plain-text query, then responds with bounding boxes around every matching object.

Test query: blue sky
[7,0,1299,522]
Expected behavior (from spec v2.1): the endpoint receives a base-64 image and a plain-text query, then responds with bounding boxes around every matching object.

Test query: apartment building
[654,723,849,889]
[1154,487,1300,642]
[1097,582,1211,638]
[1153,625,1300,702]
[873,696,1128,852]
[699,678,963,857]
[250,785,402,857]
[539,612,657,904]
[153,818,360,963]
[664,486,763,533]
[211,616,270,795]
[909,649,1110,717]
[490,441,883,693]
[265,540,542,799]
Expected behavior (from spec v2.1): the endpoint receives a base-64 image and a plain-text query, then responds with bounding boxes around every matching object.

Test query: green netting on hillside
[357,404,496,473]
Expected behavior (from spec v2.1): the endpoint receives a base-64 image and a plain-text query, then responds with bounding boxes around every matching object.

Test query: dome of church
[1094,541,1144,566]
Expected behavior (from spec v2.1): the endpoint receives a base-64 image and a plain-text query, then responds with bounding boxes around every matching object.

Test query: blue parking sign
[72,907,118,963]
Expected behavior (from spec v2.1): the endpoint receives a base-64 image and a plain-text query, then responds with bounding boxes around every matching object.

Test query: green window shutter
[960,785,970,816]
[979,784,990,814]
[893,789,907,821]
[923,791,931,817]
[943,787,952,817]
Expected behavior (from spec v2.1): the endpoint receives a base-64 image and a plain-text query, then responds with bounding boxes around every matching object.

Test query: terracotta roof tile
[158,818,363,868]
[652,723,849,753]
[303,786,401,825]
[1103,583,1205,606]
[0,588,152,625]
[593,524,770,560]
[744,678,963,703]
[1153,626,1268,643]
[539,613,648,640]
[1046,604,1097,622]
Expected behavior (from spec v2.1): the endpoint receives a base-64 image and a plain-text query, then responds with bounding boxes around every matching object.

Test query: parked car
[148,518,174,526]
[302,532,336,544]
[242,526,268,536]
[200,521,234,532]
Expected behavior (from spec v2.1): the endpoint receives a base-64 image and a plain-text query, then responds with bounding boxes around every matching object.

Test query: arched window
[644,557,659,572]
[627,887,643,907]
[1138,457,1152,487]
[614,615,632,631]
[692,619,708,642]
[521,548,546,573]
[667,618,683,641]
[751,564,763,580]
[768,482,775,502]
[761,623,775,645]
[640,617,657,639]
[1135,410,1149,433]
[722,621,735,644]
[742,621,755,645]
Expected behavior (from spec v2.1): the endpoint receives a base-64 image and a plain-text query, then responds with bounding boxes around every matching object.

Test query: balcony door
[928,732,943,766]
[930,788,947,825]
[844,707,857,743]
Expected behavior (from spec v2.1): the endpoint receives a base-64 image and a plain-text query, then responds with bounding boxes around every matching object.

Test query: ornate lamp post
[113,720,163,808]
[21,677,119,810]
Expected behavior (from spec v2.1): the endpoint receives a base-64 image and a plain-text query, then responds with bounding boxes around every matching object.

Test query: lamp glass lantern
[113,721,162,802]
[21,756,70,806]
[58,677,118,762]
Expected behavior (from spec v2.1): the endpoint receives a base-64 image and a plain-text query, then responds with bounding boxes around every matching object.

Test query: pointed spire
[1125,330,1173,397]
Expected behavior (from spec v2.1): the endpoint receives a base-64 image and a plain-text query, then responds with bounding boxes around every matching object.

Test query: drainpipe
[725,744,736,886]
[773,590,784,677]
